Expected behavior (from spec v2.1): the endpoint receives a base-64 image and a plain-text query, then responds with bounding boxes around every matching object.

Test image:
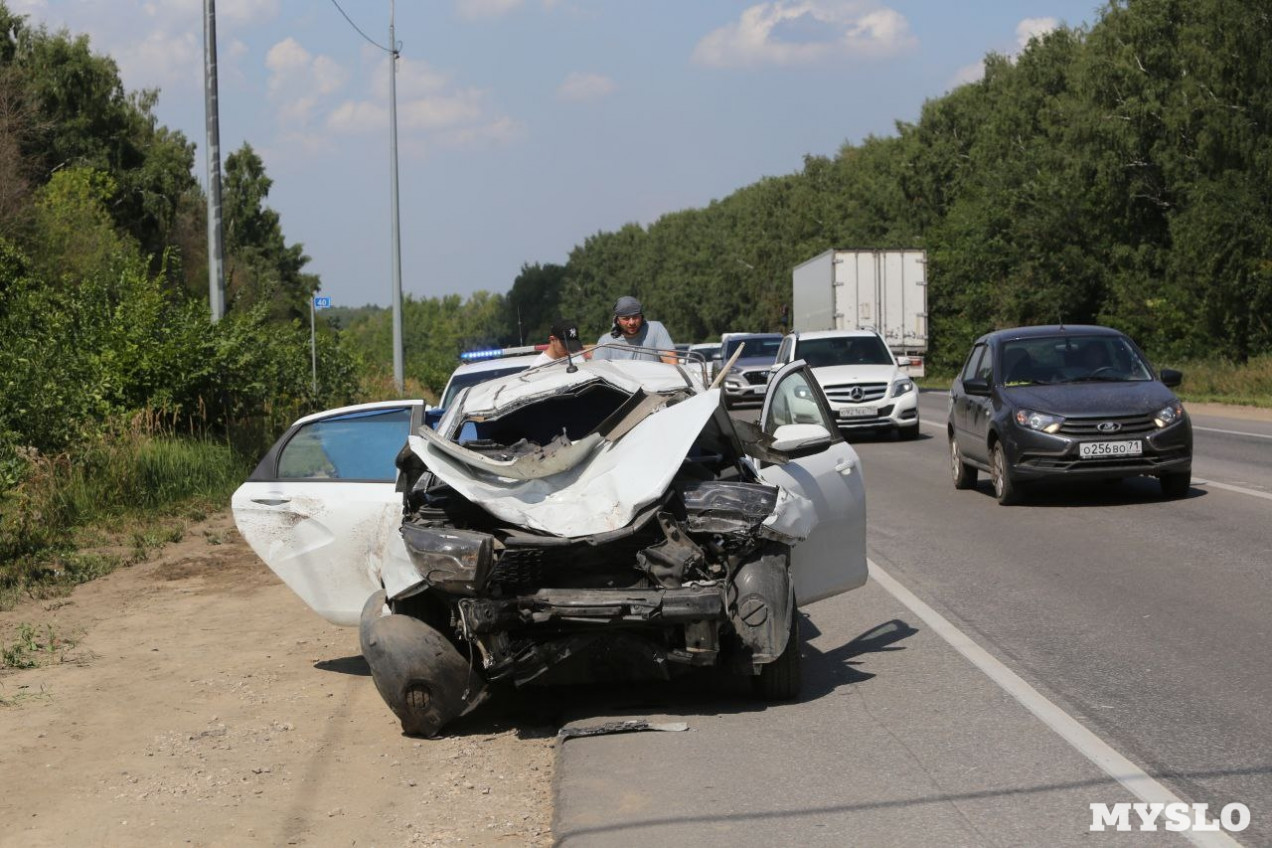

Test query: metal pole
[203,0,226,321]
[310,297,317,395]
[389,1,405,393]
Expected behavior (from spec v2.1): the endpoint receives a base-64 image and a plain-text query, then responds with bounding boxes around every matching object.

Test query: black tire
[897,421,921,441]
[1160,470,1191,499]
[990,442,1022,505]
[950,437,977,489]
[752,611,802,701]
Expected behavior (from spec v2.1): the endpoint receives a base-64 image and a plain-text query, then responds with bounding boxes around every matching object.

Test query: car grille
[1019,443,1188,471]
[491,526,661,593]
[1058,413,1158,436]
[1023,454,1173,471]
[742,370,769,386]
[823,382,888,404]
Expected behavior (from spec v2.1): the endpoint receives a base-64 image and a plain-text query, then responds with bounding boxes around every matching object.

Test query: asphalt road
[553,392,1270,847]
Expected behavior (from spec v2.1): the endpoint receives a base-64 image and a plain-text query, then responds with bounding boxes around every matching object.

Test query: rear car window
[277,406,413,481]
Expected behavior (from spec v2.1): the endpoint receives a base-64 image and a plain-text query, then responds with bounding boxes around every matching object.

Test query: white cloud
[692,1,916,69]
[329,56,521,153]
[455,0,523,20]
[327,99,386,133]
[1016,17,1060,48]
[399,91,485,130]
[8,0,48,17]
[113,25,202,91]
[383,55,452,100]
[9,1,283,102]
[264,38,348,128]
[949,60,985,88]
[945,16,1063,88]
[265,38,312,86]
[214,0,282,27]
[437,115,526,148]
[557,71,616,102]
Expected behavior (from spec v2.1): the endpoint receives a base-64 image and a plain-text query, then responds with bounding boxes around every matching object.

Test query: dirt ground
[0,512,557,848]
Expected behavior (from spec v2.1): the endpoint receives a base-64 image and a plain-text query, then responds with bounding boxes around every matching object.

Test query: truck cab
[772,329,920,440]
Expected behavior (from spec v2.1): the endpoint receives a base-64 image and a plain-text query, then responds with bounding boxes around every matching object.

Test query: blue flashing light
[458,344,542,362]
[460,348,504,361]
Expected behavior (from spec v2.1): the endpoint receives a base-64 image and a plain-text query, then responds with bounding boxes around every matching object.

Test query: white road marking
[1195,479,1272,501]
[867,559,1246,848]
[1194,426,1272,440]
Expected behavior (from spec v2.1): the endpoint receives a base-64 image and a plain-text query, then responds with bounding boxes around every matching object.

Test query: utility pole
[203,0,226,321]
[389,1,405,393]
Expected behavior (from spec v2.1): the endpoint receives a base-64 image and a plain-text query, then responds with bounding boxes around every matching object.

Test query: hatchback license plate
[1080,440,1143,459]
[839,407,875,418]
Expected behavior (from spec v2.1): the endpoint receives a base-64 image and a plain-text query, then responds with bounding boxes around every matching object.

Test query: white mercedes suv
[771,329,919,439]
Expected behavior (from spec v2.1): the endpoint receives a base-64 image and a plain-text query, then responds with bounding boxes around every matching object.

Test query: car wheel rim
[950,441,960,480]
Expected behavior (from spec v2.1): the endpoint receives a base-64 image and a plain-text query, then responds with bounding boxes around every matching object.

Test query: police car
[425,347,544,428]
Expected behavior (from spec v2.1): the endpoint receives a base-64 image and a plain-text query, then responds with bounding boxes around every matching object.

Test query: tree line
[0,2,363,487]
[347,0,1270,383]
[3,0,1269,477]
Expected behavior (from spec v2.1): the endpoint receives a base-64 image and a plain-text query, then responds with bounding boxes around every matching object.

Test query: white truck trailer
[791,249,928,376]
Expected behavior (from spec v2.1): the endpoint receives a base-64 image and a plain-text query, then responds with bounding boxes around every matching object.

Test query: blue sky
[11,1,1102,308]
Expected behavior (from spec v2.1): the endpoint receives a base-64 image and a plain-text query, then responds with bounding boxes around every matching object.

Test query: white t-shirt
[591,320,675,362]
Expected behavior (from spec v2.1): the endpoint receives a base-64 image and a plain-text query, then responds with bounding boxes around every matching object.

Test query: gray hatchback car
[947,325,1192,504]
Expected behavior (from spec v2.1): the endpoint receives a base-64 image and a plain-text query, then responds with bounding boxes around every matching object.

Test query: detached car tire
[990,442,1023,505]
[752,612,802,701]
[950,437,977,490]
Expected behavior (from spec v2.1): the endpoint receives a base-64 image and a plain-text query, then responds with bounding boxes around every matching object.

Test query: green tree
[222,143,318,322]
[1,8,196,264]
[505,262,567,345]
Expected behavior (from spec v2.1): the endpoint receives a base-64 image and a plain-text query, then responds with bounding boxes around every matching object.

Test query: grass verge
[0,432,252,611]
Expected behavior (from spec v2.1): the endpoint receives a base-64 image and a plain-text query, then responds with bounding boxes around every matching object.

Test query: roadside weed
[1,623,75,670]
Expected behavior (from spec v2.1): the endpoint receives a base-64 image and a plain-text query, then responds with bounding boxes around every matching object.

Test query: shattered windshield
[999,335,1154,385]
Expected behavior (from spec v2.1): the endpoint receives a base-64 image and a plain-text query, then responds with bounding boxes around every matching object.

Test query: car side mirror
[1159,368,1182,388]
[770,423,832,458]
[962,377,991,396]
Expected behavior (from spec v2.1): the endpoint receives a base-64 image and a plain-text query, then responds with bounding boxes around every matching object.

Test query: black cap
[550,318,583,352]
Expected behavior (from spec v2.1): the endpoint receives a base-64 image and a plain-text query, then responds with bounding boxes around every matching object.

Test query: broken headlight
[401,524,495,595]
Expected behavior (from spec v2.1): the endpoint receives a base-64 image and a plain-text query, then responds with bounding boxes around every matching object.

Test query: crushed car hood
[414,362,721,538]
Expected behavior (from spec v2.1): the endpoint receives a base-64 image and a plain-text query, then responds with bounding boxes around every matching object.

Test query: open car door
[230,402,423,626]
[756,361,867,605]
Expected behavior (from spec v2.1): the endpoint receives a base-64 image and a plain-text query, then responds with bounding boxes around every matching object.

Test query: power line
[328,0,395,53]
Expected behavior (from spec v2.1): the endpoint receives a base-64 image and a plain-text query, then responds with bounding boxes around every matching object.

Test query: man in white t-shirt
[590,296,677,364]
[531,318,586,366]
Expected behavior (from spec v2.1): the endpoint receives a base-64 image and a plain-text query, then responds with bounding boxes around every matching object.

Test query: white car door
[756,361,868,606]
[230,402,422,626]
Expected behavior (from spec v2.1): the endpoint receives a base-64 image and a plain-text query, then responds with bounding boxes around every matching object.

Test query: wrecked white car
[232,354,867,737]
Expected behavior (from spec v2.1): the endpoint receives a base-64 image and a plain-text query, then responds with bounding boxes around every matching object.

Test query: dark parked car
[719,333,783,408]
[947,325,1192,504]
